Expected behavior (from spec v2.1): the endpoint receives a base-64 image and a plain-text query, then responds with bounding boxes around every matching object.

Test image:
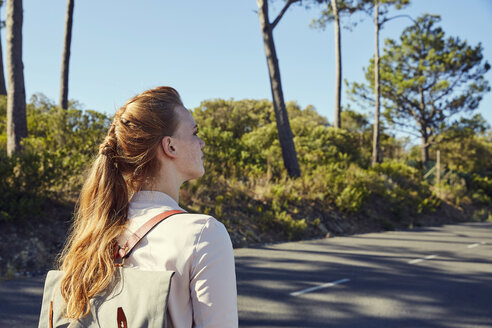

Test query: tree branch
[432,132,464,145]
[395,94,420,120]
[380,14,416,27]
[271,0,301,30]
[432,70,466,103]
[385,120,421,137]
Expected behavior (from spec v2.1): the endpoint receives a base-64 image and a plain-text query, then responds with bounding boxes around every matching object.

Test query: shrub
[0,148,62,221]
[371,161,440,215]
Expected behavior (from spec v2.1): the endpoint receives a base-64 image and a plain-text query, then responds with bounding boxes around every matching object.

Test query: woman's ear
[161,136,177,158]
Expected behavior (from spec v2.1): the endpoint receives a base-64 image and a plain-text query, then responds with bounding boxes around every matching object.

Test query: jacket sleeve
[190,217,238,328]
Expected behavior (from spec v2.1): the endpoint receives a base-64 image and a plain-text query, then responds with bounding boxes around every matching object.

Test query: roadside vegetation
[1,95,491,278]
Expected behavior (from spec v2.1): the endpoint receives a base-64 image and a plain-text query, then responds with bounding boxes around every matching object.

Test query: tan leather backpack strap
[49,301,53,328]
[117,307,128,328]
[118,210,186,259]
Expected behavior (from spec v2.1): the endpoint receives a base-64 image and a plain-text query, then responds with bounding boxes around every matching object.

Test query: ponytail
[57,86,182,319]
[58,129,129,319]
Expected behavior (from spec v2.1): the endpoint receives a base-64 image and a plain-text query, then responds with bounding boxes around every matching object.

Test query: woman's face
[172,105,206,181]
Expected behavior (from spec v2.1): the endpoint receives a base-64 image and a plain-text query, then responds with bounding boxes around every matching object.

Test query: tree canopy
[349,14,490,166]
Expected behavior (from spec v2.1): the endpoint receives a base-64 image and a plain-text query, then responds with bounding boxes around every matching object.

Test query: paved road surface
[236,222,492,328]
[1,222,491,327]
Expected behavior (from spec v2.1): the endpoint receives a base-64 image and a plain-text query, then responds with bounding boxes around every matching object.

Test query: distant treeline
[1,95,491,243]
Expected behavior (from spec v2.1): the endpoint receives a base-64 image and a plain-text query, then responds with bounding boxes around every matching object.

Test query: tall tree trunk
[0,5,7,95]
[257,0,300,177]
[371,0,380,167]
[419,87,429,167]
[6,0,27,156]
[59,0,74,109]
[332,0,342,129]
[421,134,429,168]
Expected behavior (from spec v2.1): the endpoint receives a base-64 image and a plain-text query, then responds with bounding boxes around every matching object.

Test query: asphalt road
[236,222,492,328]
[1,222,491,328]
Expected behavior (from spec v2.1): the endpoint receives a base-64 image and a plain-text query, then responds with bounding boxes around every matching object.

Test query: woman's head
[102,86,182,190]
[103,86,205,190]
[59,86,204,319]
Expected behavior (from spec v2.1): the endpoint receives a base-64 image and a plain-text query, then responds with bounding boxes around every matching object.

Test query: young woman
[58,86,238,327]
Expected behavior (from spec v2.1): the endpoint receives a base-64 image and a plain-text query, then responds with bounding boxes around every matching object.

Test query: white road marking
[408,254,437,264]
[468,242,486,248]
[290,278,350,296]
[409,241,487,265]
[408,258,423,264]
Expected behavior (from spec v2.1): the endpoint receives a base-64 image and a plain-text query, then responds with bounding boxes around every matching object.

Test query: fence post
[436,150,440,196]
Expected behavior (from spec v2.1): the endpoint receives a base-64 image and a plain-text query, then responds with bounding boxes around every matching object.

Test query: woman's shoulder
[170,212,228,239]
[129,212,231,264]
[170,213,231,254]
[174,212,217,223]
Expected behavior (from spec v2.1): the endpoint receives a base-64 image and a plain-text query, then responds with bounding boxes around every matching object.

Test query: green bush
[469,174,492,198]
[0,148,61,221]
[371,161,440,215]
[0,94,111,221]
[437,171,469,206]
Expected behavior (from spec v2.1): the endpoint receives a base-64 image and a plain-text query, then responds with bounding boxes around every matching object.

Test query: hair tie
[99,135,118,159]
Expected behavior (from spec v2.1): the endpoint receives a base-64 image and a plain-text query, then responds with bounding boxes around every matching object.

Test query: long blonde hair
[58,86,183,319]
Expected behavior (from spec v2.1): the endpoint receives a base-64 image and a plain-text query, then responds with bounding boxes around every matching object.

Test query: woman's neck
[141,173,181,203]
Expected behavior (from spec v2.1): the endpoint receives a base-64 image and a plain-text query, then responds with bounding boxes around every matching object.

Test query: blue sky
[3,0,492,142]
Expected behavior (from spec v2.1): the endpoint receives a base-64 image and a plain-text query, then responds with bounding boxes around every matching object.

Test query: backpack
[38,210,185,328]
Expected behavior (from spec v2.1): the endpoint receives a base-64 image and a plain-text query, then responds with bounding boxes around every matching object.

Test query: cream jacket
[118,191,238,328]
